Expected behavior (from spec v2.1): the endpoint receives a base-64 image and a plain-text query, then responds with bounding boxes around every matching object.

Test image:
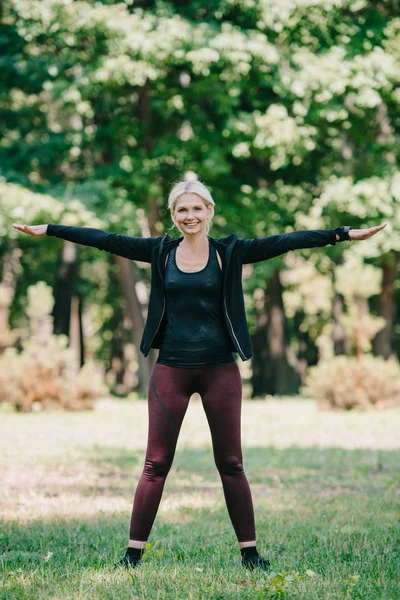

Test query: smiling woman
[11,178,386,573]
[167,180,215,240]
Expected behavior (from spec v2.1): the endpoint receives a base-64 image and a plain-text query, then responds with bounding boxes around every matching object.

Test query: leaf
[128,572,136,584]
[346,574,361,586]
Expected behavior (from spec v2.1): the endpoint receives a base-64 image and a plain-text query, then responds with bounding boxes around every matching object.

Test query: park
[1,0,399,598]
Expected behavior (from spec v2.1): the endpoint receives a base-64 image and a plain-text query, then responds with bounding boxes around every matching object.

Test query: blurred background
[1,3,400,598]
[0,0,399,411]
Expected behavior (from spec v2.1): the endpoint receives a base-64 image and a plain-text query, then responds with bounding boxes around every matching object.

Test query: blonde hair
[167,180,215,237]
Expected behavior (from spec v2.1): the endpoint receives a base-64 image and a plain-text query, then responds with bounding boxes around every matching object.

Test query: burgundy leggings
[129,360,256,543]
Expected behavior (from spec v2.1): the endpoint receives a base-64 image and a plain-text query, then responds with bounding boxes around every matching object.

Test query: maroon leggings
[129,360,256,543]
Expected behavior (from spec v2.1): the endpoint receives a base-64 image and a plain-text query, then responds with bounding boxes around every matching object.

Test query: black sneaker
[241,554,271,572]
[114,550,143,570]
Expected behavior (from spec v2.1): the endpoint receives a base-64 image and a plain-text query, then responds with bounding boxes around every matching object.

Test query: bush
[301,355,400,411]
[0,280,107,411]
[0,334,107,412]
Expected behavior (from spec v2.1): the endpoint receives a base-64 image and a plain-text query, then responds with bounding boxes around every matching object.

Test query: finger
[367,225,386,237]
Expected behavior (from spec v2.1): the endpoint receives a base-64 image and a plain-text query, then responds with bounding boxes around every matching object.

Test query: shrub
[0,281,107,412]
[0,334,107,412]
[301,355,400,411]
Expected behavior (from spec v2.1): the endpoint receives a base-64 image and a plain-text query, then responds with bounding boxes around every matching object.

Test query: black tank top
[156,240,236,368]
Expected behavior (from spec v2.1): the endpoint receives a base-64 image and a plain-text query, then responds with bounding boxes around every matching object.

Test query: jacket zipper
[223,293,248,360]
[152,297,166,351]
[145,236,167,355]
[221,239,248,361]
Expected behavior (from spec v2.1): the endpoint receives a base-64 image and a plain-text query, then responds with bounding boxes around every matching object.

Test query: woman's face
[172,193,212,236]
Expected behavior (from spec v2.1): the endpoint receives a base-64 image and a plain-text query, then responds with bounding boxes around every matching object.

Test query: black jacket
[47,224,347,361]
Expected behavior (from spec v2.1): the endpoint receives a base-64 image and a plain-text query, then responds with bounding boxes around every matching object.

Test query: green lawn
[1,397,399,599]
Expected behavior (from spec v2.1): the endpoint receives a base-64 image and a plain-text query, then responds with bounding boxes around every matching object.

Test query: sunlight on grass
[1,397,399,599]
[1,398,398,525]
[159,491,224,514]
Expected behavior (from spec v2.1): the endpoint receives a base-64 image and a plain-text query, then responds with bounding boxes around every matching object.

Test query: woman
[13,180,386,571]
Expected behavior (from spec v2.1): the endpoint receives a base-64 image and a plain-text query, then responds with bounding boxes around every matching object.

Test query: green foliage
[314,174,400,258]
[141,540,164,561]
[0,181,105,237]
[264,568,322,597]
[1,0,399,383]
[302,354,400,410]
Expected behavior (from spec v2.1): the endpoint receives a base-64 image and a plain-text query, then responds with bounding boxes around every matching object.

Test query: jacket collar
[157,233,238,278]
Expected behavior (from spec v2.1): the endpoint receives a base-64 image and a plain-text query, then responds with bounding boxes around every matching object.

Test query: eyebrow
[177,205,203,209]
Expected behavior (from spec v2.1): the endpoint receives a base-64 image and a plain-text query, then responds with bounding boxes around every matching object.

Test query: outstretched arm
[238,224,387,265]
[12,223,160,263]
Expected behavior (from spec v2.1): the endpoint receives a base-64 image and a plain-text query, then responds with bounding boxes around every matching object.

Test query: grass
[0,396,399,599]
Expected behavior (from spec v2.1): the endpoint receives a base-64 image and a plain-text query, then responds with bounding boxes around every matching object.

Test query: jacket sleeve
[46,224,159,263]
[237,228,339,264]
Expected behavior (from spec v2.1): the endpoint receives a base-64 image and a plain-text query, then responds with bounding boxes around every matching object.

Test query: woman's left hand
[349,223,387,241]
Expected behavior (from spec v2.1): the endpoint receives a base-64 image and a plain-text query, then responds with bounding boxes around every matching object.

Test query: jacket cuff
[334,226,352,242]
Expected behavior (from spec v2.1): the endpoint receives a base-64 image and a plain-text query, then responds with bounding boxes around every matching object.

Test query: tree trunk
[332,292,346,355]
[108,300,128,393]
[250,291,269,397]
[137,81,164,240]
[114,255,155,394]
[293,308,318,384]
[78,294,85,367]
[266,270,301,395]
[69,294,85,369]
[251,270,300,397]
[372,252,399,358]
[52,240,77,337]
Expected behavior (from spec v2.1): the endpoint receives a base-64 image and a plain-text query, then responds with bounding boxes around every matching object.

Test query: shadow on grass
[3,444,393,505]
[2,445,399,599]
[84,443,400,488]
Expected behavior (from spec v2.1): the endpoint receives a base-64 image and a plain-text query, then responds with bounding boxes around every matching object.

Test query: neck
[179,231,208,252]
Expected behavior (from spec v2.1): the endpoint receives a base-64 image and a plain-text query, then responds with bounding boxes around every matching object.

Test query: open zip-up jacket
[47,224,349,361]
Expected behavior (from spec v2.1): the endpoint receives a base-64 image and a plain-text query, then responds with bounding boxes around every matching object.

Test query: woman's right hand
[12,223,48,237]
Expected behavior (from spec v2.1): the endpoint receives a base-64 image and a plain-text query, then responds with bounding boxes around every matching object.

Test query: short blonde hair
[167,180,215,237]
